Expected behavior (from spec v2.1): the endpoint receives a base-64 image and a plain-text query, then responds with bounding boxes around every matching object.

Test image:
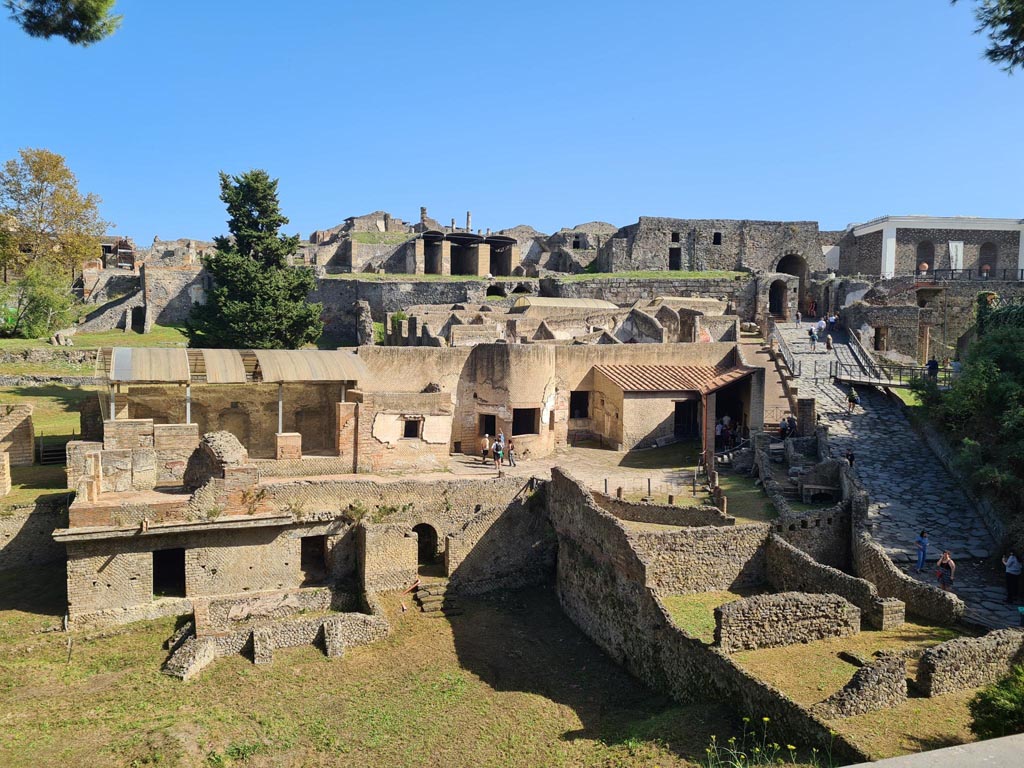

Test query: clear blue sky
[1,1,1020,241]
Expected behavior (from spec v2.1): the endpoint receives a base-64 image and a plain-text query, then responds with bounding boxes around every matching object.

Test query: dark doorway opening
[668,247,682,270]
[153,548,186,598]
[512,408,540,435]
[569,391,590,419]
[412,523,441,575]
[479,413,496,438]
[674,400,699,437]
[874,327,889,352]
[776,254,808,312]
[301,535,328,584]
[130,306,146,333]
[768,279,787,317]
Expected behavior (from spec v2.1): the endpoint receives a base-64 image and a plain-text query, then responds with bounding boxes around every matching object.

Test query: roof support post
[109,385,116,421]
[185,383,191,424]
[278,383,283,434]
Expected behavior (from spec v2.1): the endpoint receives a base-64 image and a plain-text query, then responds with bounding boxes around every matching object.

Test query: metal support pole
[277,383,284,434]
[185,383,191,424]
[109,385,116,420]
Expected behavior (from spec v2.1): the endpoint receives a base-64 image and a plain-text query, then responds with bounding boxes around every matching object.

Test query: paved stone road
[779,322,1017,629]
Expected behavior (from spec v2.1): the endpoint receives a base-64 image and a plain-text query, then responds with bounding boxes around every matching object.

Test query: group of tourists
[714,415,742,451]
[778,413,798,439]
[915,530,1023,603]
[480,432,516,471]
[797,312,839,353]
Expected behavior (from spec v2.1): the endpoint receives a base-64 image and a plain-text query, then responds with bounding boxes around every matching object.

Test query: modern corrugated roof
[253,349,370,383]
[511,296,618,311]
[593,364,754,394]
[101,348,370,384]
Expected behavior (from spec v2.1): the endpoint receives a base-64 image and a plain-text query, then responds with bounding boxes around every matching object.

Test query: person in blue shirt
[915,530,929,573]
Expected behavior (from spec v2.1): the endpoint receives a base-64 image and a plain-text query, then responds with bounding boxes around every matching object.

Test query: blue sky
[1,1,1020,240]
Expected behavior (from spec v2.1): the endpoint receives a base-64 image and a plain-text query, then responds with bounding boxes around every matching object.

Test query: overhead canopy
[594,364,755,394]
[107,348,190,383]
[253,349,370,383]
[101,348,370,385]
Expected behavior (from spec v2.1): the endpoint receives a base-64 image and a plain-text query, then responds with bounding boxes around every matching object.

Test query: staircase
[413,581,462,618]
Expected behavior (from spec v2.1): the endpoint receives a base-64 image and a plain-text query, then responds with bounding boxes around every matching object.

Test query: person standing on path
[926,357,939,380]
[915,530,929,573]
[809,329,817,352]
[493,440,503,472]
[480,434,491,464]
[796,310,802,325]
[506,439,516,467]
[1003,550,1022,603]
[825,333,833,351]
[845,449,855,468]
[847,386,860,413]
[937,551,956,592]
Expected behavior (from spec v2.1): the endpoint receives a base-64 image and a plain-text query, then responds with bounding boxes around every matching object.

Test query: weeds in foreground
[701,717,835,768]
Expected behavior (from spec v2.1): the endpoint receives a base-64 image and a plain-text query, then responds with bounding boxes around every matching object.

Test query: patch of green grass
[350,232,416,245]
[661,590,754,643]
[0,385,94,437]
[892,388,922,408]
[716,472,778,523]
[618,441,702,469]
[1,465,70,510]
[0,324,187,352]
[558,270,746,282]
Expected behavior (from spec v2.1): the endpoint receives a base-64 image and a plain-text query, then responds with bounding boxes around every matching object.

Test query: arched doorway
[776,254,808,313]
[768,280,788,317]
[979,242,998,279]
[412,523,442,576]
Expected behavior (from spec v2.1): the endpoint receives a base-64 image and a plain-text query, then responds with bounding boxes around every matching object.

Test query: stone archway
[412,523,442,576]
[776,253,809,313]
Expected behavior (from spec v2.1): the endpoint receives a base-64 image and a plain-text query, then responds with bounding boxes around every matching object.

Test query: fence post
[604,478,608,496]
[616,487,623,500]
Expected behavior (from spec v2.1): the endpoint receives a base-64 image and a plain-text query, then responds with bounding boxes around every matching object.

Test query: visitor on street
[809,329,817,352]
[779,415,789,439]
[915,530,929,573]
[845,449,854,468]
[847,387,860,413]
[493,440,503,471]
[825,333,833,351]
[481,434,490,464]
[506,439,517,467]
[796,310,802,325]
[936,551,956,592]
[1003,550,1021,603]
[786,415,797,436]
[926,357,939,380]
[714,420,723,450]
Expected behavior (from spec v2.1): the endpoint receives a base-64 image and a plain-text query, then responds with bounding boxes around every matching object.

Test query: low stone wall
[917,629,1024,696]
[766,536,904,630]
[714,592,860,653]
[546,468,866,763]
[812,655,907,719]
[195,586,356,634]
[0,502,68,571]
[592,492,734,526]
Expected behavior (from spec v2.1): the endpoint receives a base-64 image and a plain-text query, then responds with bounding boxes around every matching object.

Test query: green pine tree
[186,170,323,349]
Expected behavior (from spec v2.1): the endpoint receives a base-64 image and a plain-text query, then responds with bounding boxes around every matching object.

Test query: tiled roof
[593,364,754,394]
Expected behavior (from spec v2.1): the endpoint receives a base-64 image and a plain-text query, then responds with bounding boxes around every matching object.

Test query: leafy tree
[970,665,1024,739]
[0,147,109,281]
[186,170,323,350]
[956,0,1024,73]
[4,0,121,45]
[0,260,77,338]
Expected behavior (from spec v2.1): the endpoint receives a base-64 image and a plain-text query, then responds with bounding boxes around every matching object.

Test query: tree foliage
[957,0,1024,73]
[0,260,77,338]
[970,665,1024,739]
[186,170,323,350]
[4,0,121,45]
[0,147,109,279]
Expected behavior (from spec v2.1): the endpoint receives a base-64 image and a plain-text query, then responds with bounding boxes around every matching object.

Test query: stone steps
[413,580,459,616]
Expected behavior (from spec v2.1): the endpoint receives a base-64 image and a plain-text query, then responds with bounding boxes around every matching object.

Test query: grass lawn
[322,273,528,282]
[716,473,778,524]
[562,270,746,282]
[350,232,416,245]
[618,441,702,470]
[0,567,738,768]
[661,590,761,643]
[0,324,187,354]
[1,465,70,510]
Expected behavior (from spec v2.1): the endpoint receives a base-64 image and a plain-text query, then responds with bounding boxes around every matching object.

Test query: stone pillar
[413,239,425,274]
[797,398,816,437]
[420,206,427,226]
[747,368,766,434]
[440,241,452,275]
[466,211,472,232]
[275,432,302,460]
[406,317,418,347]
[0,451,10,497]
[703,392,717,467]
[476,243,491,276]
[881,225,897,279]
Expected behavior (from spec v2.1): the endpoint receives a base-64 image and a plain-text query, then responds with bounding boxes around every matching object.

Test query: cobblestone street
[779,322,1016,629]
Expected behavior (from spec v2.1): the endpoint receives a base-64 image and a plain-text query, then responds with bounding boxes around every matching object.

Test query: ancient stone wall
[630,525,770,594]
[592,492,734,526]
[812,655,907,719]
[540,276,757,319]
[0,502,67,571]
[714,592,860,653]
[0,405,34,466]
[350,390,454,473]
[893,228,1021,276]
[917,629,1024,696]
[765,536,904,630]
[142,264,206,328]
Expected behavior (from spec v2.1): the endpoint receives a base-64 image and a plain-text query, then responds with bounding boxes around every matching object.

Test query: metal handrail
[832,360,955,388]
[844,328,883,379]
[769,320,802,377]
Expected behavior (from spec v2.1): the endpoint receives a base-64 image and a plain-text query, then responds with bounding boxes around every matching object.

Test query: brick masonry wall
[0,503,67,571]
[917,628,1024,696]
[812,655,907,719]
[630,525,770,594]
[0,405,34,466]
[592,492,734,526]
[714,592,860,653]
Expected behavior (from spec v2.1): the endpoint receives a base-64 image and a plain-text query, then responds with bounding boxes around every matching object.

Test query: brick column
[797,398,816,437]
[0,452,10,497]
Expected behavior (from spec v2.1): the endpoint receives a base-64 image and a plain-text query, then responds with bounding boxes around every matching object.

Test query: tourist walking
[845,449,855,468]
[847,386,860,413]
[795,310,802,325]
[825,333,833,351]
[926,356,939,380]
[816,318,826,336]
[493,440,503,471]
[714,420,723,450]
[809,329,817,352]
[828,313,836,333]
[786,415,797,436]
[1003,550,1022,603]
[480,433,491,464]
[936,551,956,592]
[915,530,929,573]
[506,439,516,467]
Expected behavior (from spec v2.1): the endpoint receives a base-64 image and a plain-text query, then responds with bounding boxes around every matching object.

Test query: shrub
[969,664,1024,740]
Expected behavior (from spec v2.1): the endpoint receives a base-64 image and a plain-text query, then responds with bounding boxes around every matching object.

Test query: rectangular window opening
[668,247,682,270]
[153,548,186,598]
[713,232,723,245]
[301,535,328,584]
[569,391,590,419]
[403,418,422,439]
[670,231,680,243]
[512,408,540,436]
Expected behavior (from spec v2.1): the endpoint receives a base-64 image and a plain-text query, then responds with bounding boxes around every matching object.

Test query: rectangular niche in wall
[403,418,422,439]
[512,408,540,436]
[569,391,590,419]
[153,548,186,598]
[301,535,328,584]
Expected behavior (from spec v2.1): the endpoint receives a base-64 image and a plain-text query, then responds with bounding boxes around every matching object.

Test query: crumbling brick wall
[713,592,860,653]
[0,405,34,466]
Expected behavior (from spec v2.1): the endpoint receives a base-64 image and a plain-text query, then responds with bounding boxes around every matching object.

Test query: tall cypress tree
[186,170,323,349]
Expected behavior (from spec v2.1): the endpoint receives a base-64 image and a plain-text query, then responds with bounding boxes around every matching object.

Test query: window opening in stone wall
[916,241,935,274]
[671,232,680,243]
[668,247,682,271]
[300,535,328,584]
[874,327,889,352]
[512,408,540,436]
[153,548,186,598]
[572,235,582,249]
[713,232,722,245]
[569,391,590,419]
[479,413,496,438]
[979,242,998,277]
[403,418,422,439]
